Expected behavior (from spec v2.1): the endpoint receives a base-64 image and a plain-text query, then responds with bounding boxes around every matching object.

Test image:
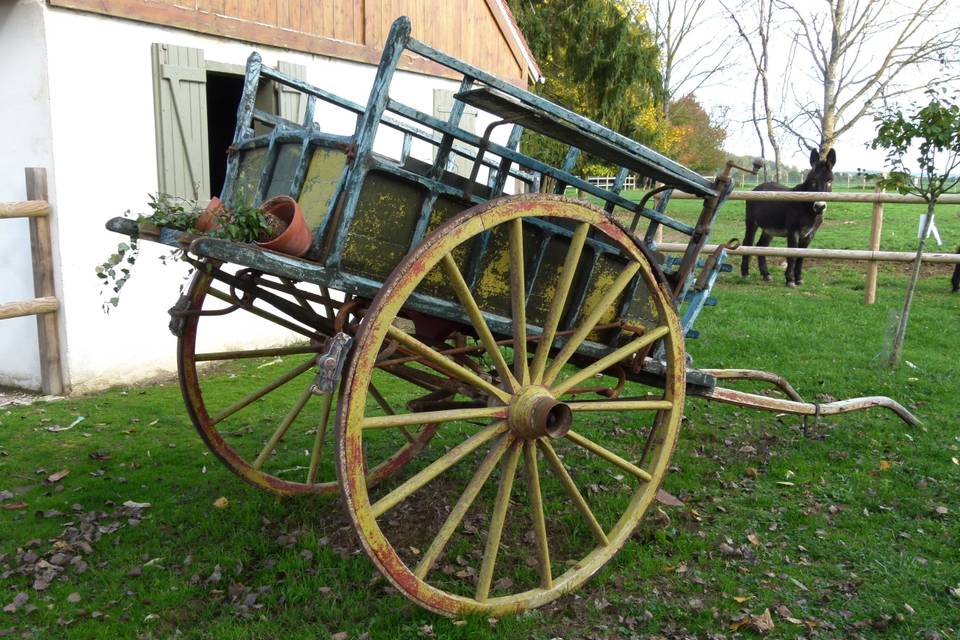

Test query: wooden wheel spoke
[440,254,519,393]
[564,430,652,482]
[475,439,523,601]
[209,357,317,426]
[361,406,506,430]
[542,262,641,385]
[368,382,415,444]
[524,440,552,589]
[414,434,514,579]
[530,222,589,384]
[509,218,530,385]
[551,325,669,397]
[538,440,608,546]
[567,399,674,413]
[306,392,334,485]
[194,344,323,362]
[371,422,508,518]
[252,381,315,470]
[386,326,511,403]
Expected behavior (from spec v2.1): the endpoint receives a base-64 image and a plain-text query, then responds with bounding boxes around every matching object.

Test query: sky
[679,1,960,175]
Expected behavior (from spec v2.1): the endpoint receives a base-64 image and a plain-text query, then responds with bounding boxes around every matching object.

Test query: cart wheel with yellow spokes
[336,195,685,616]
[176,265,440,496]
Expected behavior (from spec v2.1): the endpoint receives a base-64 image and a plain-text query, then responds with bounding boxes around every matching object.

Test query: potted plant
[97,193,311,312]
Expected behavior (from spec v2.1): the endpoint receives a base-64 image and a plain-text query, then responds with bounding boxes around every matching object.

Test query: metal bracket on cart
[312,332,353,394]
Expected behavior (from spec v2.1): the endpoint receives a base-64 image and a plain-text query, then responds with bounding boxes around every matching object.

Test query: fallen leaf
[123,500,151,510]
[748,608,775,633]
[934,505,949,516]
[733,595,753,603]
[878,460,892,471]
[744,467,759,478]
[747,533,761,546]
[0,490,13,501]
[66,592,81,604]
[729,615,750,631]
[776,481,795,486]
[213,497,229,509]
[0,501,27,510]
[775,604,792,617]
[655,489,684,507]
[46,469,70,483]
[331,633,348,640]
[788,576,809,592]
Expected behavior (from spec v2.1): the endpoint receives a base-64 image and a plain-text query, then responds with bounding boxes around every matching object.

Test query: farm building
[0,0,541,394]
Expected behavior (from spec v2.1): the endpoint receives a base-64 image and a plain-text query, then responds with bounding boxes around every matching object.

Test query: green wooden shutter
[152,43,210,200]
[433,89,478,177]
[276,61,307,124]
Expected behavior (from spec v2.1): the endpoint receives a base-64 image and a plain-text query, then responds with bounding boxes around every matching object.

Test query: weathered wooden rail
[0,168,65,395]
[669,188,960,303]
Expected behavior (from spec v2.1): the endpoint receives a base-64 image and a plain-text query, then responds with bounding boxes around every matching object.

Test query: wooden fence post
[25,168,65,395]
[864,183,885,305]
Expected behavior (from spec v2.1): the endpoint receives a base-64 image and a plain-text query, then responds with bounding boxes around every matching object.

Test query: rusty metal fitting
[508,387,572,440]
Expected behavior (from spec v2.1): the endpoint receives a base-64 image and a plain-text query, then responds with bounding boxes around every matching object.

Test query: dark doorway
[206,71,244,199]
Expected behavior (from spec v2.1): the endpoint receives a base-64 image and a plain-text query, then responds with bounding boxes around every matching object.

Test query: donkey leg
[796,234,812,285]
[757,232,774,282]
[741,219,757,277]
[952,259,960,292]
[785,230,799,287]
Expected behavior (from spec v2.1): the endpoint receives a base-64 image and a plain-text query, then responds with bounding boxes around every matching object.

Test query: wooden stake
[864,183,885,305]
[26,168,65,395]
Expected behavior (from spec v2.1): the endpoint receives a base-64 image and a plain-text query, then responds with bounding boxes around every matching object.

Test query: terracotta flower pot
[256,196,312,257]
[196,196,224,232]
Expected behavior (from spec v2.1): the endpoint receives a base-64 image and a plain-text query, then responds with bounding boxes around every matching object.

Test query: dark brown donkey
[741,148,836,286]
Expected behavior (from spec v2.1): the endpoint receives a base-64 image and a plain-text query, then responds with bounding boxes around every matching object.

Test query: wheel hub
[507,386,572,439]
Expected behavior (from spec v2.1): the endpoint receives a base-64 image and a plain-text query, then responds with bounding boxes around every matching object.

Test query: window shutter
[152,43,210,200]
[276,61,307,124]
[433,89,478,177]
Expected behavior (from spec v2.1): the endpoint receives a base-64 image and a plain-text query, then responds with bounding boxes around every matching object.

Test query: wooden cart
[107,17,917,617]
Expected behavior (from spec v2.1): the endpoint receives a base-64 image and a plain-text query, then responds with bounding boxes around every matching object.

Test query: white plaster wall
[40,7,512,392]
[0,0,55,390]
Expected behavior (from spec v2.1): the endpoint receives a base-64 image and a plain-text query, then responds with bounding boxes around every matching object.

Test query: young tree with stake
[871,90,960,367]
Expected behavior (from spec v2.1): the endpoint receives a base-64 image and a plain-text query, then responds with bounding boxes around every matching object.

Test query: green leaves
[871,89,960,202]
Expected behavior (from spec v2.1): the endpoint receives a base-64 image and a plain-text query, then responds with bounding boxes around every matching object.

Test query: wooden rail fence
[668,188,960,304]
[0,168,65,395]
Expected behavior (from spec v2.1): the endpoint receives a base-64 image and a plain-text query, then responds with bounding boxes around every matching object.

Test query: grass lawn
[1,221,959,637]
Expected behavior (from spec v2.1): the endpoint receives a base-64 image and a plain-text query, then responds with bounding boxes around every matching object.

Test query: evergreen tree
[507,0,663,168]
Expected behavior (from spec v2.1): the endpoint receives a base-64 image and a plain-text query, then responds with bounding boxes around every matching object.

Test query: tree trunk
[820,0,843,156]
[889,200,936,367]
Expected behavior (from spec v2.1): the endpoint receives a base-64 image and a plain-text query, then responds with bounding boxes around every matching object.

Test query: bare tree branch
[773,0,959,155]
[644,0,738,118]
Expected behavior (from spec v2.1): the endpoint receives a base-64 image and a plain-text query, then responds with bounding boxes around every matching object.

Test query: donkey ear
[809,147,819,167]
[826,148,837,168]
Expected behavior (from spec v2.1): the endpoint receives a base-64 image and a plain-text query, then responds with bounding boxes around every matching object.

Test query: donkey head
[806,148,836,215]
